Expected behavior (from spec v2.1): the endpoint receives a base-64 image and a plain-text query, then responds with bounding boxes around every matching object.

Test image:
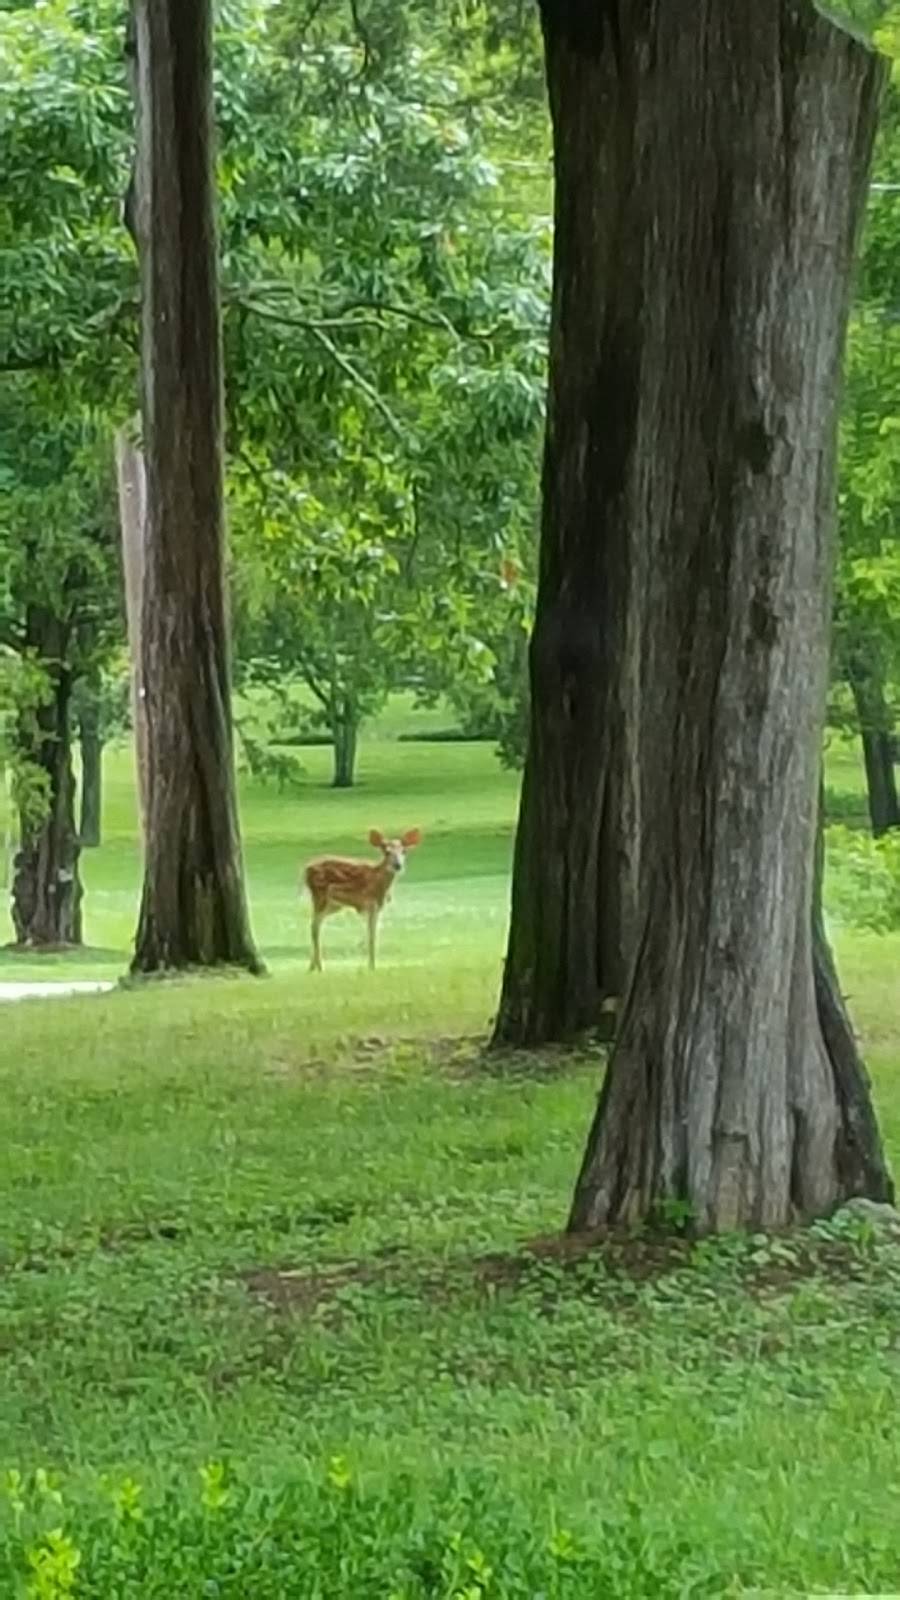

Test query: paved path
[0,981,115,1004]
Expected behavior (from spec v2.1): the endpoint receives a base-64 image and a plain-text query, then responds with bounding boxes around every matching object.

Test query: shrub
[235,729,306,791]
[0,1461,725,1598]
[825,823,900,932]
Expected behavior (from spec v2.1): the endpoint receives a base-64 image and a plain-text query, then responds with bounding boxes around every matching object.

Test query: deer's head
[369,828,422,874]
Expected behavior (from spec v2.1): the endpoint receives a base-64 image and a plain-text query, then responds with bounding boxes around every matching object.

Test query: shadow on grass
[0,944,124,970]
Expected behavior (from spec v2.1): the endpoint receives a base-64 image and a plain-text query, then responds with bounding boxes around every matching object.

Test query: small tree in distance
[0,391,120,949]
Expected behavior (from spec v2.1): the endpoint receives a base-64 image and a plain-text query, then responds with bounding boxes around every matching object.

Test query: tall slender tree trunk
[116,424,149,842]
[331,700,358,789]
[11,610,83,948]
[78,686,103,848]
[128,0,260,973]
[1,764,12,893]
[847,652,900,835]
[498,0,892,1231]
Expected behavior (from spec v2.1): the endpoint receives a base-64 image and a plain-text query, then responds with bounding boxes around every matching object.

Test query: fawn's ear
[369,828,386,848]
[402,828,422,848]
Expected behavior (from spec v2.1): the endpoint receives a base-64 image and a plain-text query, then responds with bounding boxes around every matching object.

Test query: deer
[302,828,422,972]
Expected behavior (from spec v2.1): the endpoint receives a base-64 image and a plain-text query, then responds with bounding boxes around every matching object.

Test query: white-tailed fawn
[302,828,422,971]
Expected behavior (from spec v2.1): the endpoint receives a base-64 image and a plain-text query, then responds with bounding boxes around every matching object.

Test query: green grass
[823,728,874,830]
[237,683,462,745]
[2,735,520,983]
[1,727,899,1594]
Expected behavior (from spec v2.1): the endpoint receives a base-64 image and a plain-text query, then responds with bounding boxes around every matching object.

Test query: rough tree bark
[11,610,83,948]
[847,652,900,835]
[491,1,645,1047]
[129,0,260,972]
[497,0,893,1230]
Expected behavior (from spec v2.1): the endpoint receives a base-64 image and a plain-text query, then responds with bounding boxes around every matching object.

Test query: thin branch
[298,0,330,39]
[233,289,500,345]
[0,622,25,653]
[304,327,404,438]
[233,298,402,434]
[235,300,389,337]
[0,353,61,377]
[295,650,333,708]
[405,480,424,581]
[348,0,373,76]
[234,446,269,491]
[331,298,467,341]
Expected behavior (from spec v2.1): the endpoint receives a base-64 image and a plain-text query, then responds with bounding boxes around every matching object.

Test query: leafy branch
[307,325,404,439]
[233,298,406,438]
[231,289,501,344]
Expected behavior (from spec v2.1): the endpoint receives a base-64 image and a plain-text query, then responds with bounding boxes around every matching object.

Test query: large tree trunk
[129,0,260,973]
[500,0,893,1231]
[78,686,103,848]
[490,3,647,1048]
[331,700,358,789]
[847,651,900,835]
[11,610,83,948]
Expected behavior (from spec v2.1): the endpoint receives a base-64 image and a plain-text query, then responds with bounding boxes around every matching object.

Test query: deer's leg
[366,906,378,971]
[310,907,324,972]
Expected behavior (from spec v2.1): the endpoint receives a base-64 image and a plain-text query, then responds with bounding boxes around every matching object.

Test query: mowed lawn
[1,729,899,1593]
[1,720,520,986]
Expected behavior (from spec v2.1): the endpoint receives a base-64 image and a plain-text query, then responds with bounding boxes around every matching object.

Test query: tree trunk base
[123,959,266,985]
[131,873,266,977]
[569,913,894,1236]
[3,940,83,955]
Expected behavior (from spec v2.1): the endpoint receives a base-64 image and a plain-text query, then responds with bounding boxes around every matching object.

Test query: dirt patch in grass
[429,1035,604,1081]
[260,1032,600,1083]
[239,1225,874,1317]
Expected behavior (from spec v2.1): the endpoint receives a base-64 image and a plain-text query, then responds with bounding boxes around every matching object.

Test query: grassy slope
[1,727,899,1591]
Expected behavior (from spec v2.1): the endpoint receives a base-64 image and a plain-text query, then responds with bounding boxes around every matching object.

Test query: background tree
[71,661,131,847]
[0,386,119,947]
[220,21,548,784]
[126,0,260,973]
[232,454,415,789]
[0,2,134,399]
[835,311,900,833]
[2,0,550,805]
[1,0,133,939]
[0,648,55,897]
[827,3,900,834]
